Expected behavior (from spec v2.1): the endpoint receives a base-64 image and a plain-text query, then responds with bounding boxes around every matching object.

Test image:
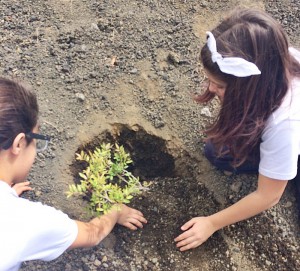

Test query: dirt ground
[1,0,299,270]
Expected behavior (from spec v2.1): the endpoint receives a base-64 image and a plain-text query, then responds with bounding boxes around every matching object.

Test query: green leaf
[67,143,147,216]
[79,172,87,180]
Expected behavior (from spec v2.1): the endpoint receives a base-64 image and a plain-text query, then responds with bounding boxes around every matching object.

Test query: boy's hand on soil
[117,204,147,230]
[174,217,216,251]
[12,181,32,196]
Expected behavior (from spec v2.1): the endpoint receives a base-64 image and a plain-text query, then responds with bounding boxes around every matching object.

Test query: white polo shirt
[0,181,78,271]
[259,48,300,180]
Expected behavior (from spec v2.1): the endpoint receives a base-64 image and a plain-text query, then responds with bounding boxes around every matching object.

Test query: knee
[204,140,217,164]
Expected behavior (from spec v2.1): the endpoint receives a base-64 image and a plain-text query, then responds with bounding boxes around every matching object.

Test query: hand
[116,204,147,230]
[12,181,32,196]
[174,216,216,251]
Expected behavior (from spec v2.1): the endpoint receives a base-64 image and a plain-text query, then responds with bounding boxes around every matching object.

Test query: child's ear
[11,133,26,155]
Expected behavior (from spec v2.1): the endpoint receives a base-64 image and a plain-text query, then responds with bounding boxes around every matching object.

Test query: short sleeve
[0,185,79,270]
[259,119,300,180]
[21,201,78,261]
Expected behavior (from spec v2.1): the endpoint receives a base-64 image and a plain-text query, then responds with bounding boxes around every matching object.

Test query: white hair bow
[206,31,261,77]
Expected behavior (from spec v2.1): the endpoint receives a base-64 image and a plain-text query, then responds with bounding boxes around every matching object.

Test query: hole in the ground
[70,124,176,181]
[68,123,230,270]
[115,124,175,179]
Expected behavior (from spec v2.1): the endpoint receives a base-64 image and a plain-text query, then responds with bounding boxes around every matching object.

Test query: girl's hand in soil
[71,205,147,249]
[117,204,147,230]
[12,181,32,196]
[174,216,216,251]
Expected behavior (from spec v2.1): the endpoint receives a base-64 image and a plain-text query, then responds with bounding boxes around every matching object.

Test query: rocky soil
[0,0,299,270]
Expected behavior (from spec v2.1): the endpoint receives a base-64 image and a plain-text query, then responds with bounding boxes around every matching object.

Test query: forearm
[89,212,119,244]
[209,190,278,231]
[70,211,119,249]
[70,204,146,249]
[208,174,288,231]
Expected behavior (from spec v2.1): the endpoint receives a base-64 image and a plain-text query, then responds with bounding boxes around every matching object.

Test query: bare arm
[175,174,288,251]
[69,204,147,249]
[209,174,287,228]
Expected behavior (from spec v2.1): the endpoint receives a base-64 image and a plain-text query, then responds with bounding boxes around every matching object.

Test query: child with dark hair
[175,8,300,251]
[0,78,147,270]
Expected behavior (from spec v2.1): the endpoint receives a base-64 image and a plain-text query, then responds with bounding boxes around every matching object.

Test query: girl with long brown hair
[175,8,300,251]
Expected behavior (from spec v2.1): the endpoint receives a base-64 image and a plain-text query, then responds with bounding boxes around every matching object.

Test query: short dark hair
[0,78,39,150]
[196,8,300,166]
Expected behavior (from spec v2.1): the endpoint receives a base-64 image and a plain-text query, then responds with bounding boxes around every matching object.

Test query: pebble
[284,201,293,208]
[94,259,101,267]
[154,120,165,128]
[232,247,240,253]
[91,23,99,30]
[75,93,85,101]
[265,260,272,266]
[129,68,138,74]
[64,263,72,271]
[151,258,158,264]
[200,107,212,117]
[167,52,180,65]
[230,181,242,193]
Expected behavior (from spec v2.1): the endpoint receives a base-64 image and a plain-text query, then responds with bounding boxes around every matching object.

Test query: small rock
[223,170,233,176]
[230,181,242,193]
[129,68,138,74]
[65,263,72,271]
[200,107,212,117]
[167,52,180,65]
[35,190,42,197]
[154,120,165,128]
[284,201,293,208]
[151,258,158,264]
[265,260,272,266]
[75,93,85,101]
[94,259,101,267]
[91,23,99,30]
[232,247,240,253]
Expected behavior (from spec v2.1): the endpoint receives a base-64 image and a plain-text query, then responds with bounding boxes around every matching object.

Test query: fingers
[174,219,196,242]
[177,240,199,252]
[12,181,32,196]
[130,209,145,218]
[12,181,30,187]
[122,220,143,231]
[123,222,138,231]
[125,213,147,229]
[175,232,204,251]
[118,205,147,230]
[175,217,214,252]
[174,231,190,243]
[181,218,196,231]
[126,207,147,222]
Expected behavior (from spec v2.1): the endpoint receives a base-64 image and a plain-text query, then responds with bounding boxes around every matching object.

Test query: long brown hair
[196,8,300,166]
[0,78,39,150]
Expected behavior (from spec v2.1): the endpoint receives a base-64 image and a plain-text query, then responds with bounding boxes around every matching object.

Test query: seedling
[67,143,148,215]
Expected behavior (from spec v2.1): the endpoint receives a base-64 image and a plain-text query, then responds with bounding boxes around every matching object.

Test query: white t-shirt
[0,181,78,271]
[259,48,300,180]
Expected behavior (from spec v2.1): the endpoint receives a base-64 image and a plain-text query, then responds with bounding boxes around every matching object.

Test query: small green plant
[67,143,148,215]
